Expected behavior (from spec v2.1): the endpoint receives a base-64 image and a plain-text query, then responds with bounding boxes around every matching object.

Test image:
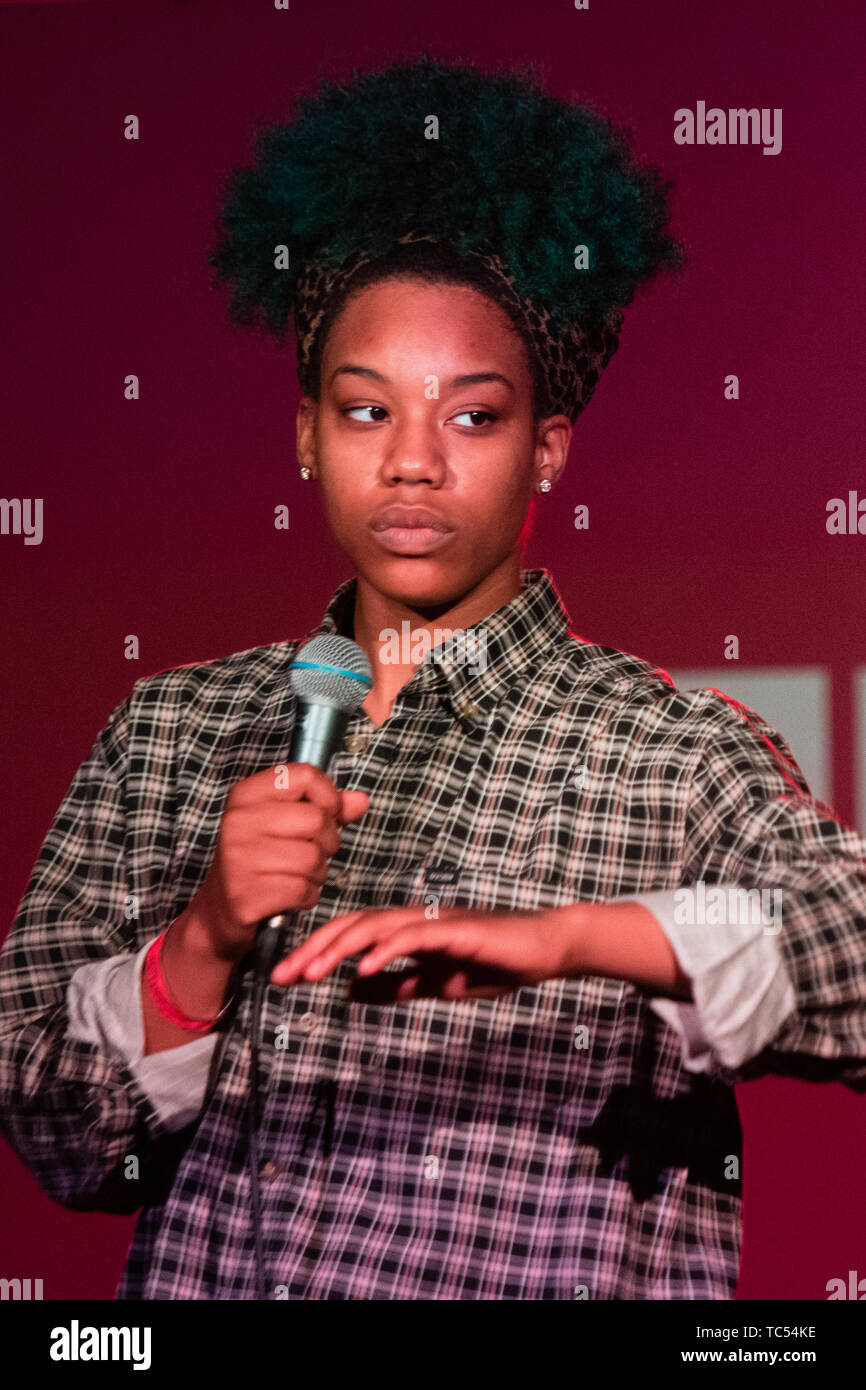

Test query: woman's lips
[370,525,454,555]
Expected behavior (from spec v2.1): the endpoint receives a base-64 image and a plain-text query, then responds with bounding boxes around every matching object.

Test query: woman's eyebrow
[329,364,385,386]
[329,365,514,391]
[448,372,514,391]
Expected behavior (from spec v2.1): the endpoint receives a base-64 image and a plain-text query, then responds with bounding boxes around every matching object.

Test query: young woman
[3,56,866,1302]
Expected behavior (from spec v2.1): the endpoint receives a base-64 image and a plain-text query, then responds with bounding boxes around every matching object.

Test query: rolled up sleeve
[66,935,219,1134]
[629,886,797,1073]
[638,691,866,1089]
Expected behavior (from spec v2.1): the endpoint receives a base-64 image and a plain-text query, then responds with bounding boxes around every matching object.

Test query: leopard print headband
[292,230,623,423]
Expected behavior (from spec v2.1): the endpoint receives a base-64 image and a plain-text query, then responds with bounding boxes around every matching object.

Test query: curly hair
[208,53,686,404]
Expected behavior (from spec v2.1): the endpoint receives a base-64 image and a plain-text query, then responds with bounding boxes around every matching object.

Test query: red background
[1,0,863,1300]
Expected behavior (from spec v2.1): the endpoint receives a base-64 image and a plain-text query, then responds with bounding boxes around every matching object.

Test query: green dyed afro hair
[208,53,686,342]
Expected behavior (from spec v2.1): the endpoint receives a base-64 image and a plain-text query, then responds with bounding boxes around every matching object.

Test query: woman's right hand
[187,763,370,965]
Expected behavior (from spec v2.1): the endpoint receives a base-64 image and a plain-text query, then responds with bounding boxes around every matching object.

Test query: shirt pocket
[411,856,578,916]
[414,805,598,914]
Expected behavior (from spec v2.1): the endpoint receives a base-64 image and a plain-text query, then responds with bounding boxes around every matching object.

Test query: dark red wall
[1,0,863,1300]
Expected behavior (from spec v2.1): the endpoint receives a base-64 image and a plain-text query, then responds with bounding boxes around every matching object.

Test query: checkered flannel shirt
[2,568,866,1299]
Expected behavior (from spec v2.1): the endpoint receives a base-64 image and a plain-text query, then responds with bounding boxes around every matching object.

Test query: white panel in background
[854,668,866,836]
[663,668,830,806]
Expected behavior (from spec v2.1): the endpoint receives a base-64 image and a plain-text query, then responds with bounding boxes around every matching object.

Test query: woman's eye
[344,405,388,422]
[453,410,497,428]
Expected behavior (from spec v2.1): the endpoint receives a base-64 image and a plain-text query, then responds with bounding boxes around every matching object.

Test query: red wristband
[145,927,230,1031]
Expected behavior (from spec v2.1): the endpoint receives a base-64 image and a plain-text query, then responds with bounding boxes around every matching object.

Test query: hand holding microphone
[164,636,373,1008]
[187,763,370,969]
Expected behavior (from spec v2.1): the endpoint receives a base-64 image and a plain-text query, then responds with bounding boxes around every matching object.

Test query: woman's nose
[382,426,446,486]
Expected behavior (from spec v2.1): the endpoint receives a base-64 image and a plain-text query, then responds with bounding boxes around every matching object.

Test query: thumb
[338,789,371,823]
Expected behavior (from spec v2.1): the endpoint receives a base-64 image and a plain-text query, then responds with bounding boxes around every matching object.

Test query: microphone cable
[247,916,290,1301]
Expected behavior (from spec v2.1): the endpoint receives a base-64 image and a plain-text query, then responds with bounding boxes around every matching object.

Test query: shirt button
[260,1161,282,1182]
[459,699,481,722]
[345,734,366,755]
[298,1012,319,1033]
[332,869,347,890]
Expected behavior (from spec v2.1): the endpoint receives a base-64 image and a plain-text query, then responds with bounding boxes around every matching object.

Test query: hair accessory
[292,231,622,425]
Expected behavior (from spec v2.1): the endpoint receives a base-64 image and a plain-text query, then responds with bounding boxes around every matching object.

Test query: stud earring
[299,466,312,481]
[538,477,552,493]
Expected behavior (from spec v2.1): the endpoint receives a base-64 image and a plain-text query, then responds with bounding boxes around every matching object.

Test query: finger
[271,907,423,984]
[270,909,372,984]
[356,923,476,976]
[338,789,371,824]
[301,912,431,981]
[252,840,333,883]
[271,906,464,985]
[278,906,433,984]
[258,802,341,854]
[233,763,343,816]
[289,765,345,819]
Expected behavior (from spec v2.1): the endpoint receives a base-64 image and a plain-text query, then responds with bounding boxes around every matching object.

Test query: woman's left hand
[270,905,581,1003]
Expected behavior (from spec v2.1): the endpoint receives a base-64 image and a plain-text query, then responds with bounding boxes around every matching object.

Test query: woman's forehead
[322,279,531,375]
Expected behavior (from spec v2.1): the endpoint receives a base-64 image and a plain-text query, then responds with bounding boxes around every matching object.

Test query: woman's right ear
[296,394,317,478]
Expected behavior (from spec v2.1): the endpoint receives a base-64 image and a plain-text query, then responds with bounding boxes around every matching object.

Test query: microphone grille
[289,635,373,711]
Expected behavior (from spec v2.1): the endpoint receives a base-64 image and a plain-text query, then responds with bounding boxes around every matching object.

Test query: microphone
[246,634,372,1298]
[252,634,373,983]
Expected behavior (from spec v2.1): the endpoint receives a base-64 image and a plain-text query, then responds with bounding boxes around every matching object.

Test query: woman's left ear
[535,414,572,492]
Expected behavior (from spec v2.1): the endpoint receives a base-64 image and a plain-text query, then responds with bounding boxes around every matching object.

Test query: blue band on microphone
[291,660,374,690]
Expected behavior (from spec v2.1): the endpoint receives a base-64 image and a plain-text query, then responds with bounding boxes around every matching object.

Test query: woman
[3,56,866,1302]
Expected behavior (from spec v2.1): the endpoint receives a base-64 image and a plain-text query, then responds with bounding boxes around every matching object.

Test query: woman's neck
[352,557,521,726]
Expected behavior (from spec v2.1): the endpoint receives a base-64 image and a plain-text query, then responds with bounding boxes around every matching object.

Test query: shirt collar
[309,568,572,725]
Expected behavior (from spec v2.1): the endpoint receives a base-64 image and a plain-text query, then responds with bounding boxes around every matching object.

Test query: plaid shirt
[2,568,866,1300]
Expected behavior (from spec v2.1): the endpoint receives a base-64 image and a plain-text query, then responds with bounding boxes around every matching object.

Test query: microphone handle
[253,913,294,981]
[252,699,354,981]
